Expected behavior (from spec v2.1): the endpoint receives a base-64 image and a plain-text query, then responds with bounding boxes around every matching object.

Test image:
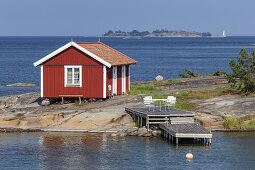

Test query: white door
[112,66,117,95]
[122,65,126,93]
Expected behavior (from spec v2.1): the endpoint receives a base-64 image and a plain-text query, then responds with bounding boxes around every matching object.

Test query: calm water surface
[0,132,254,169]
[1,36,255,96]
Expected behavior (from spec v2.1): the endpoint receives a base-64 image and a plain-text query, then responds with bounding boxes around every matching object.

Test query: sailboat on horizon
[222,31,226,37]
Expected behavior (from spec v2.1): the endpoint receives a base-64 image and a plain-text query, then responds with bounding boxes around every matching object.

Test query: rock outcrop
[155,75,163,81]
[6,83,37,87]
[194,96,255,117]
[114,127,161,137]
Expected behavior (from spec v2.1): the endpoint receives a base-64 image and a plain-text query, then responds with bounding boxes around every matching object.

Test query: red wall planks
[43,47,103,98]
[106,67,113,97]
[43,47,102,66]
[42,46,132,98]
[117,66,122,95]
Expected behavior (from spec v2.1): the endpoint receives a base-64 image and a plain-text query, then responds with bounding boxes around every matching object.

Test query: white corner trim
[33,41,111,68]
[72,42,111,68]
[41,65,43,98]
[64,65,82,87]
[103,66,106,98]
[112,66,117,95]
[122,65,126,93]
[34,42,72,67]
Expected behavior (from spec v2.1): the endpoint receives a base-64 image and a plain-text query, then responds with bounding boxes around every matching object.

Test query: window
[65,66,82,87]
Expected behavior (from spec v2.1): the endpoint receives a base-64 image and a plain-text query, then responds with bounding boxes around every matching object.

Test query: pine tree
[225,49,255,95]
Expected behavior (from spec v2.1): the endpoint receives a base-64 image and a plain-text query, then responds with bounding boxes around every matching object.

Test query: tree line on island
[103,29,212,37]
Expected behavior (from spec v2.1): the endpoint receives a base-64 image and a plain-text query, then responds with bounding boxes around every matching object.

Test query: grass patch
[128,84,159,95]
[151,88,233,111]
[174,88,232,100]
[224,117,241,129]
[238,120,255,129]
[73,103,85,106]
[224,115,255,129]
[167,79,183,83]
[152,94,168,99]
[172,101,196,111]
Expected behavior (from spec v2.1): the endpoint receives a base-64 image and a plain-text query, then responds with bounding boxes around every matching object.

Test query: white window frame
[64,65,82,87]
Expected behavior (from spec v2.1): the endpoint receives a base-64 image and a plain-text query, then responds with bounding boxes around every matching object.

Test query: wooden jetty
[125,107,194,128]
[160,123,212,145]
[125,107,212,145]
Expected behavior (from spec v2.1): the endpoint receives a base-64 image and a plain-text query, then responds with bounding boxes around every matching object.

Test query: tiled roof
[77,42,136,66]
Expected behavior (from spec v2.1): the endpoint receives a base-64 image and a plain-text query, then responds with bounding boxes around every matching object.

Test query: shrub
[224,49,255,95]
[224,117,240,129]
[178,69,200,78]
[212,70,226,76]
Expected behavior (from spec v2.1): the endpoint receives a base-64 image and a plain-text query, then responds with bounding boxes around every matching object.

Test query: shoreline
[1,76,255,133]
[1,127,255,133]
[98,36,226,38]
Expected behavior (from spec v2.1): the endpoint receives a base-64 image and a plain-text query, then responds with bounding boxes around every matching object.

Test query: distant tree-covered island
[102,29,212,37]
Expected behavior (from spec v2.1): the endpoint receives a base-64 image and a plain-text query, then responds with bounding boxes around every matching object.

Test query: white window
[64,65,82,87]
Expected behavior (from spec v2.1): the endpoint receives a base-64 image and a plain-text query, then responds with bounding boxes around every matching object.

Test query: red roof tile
[77,42,136,66]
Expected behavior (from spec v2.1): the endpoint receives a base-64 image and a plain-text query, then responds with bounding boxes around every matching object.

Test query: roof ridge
[76,42,99,44]
[98,42,136,64]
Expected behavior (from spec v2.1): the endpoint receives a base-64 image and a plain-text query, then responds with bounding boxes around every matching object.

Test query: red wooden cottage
[33,41,136,99]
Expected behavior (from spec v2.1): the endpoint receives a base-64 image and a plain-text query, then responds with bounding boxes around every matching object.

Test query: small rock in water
[137,127,148,136]
[111,133,117,137]
[152,130,159,136]
[155,75,163,81]
[6,83,37,87]
[119,133,126,137]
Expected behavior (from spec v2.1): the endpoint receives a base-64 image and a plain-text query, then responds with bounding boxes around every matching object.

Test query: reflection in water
[41,133,103,169]
[0,132,255,169]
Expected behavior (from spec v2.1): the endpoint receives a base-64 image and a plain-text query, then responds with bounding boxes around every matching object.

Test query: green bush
[224,117,240,129]
[224,49,255,95]
[212,70,226,76]
[178,69,200,78]
[224,115,255,129]
[237,120,255,129]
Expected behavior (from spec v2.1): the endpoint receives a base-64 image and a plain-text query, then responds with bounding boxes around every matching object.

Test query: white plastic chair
[165,96,176,110]
[143,96,154,111]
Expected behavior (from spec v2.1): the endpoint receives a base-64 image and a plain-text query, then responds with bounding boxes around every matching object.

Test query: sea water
[1,37,255,169]
[0,132,254,169]
[1,36,255,96]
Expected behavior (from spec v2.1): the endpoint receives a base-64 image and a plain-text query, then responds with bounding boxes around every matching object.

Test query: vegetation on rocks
[178,69,201,78]
[224,115,255,129]
[224,49,255,95]
[128,84,159,95]
[178,69,226,78]
[167,79,183,83]
[73,103,85,106]
[151,88,232,111]
[103,29,212,37]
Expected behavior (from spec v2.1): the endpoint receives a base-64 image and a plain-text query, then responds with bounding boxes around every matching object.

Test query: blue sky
[0,0,254,36]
